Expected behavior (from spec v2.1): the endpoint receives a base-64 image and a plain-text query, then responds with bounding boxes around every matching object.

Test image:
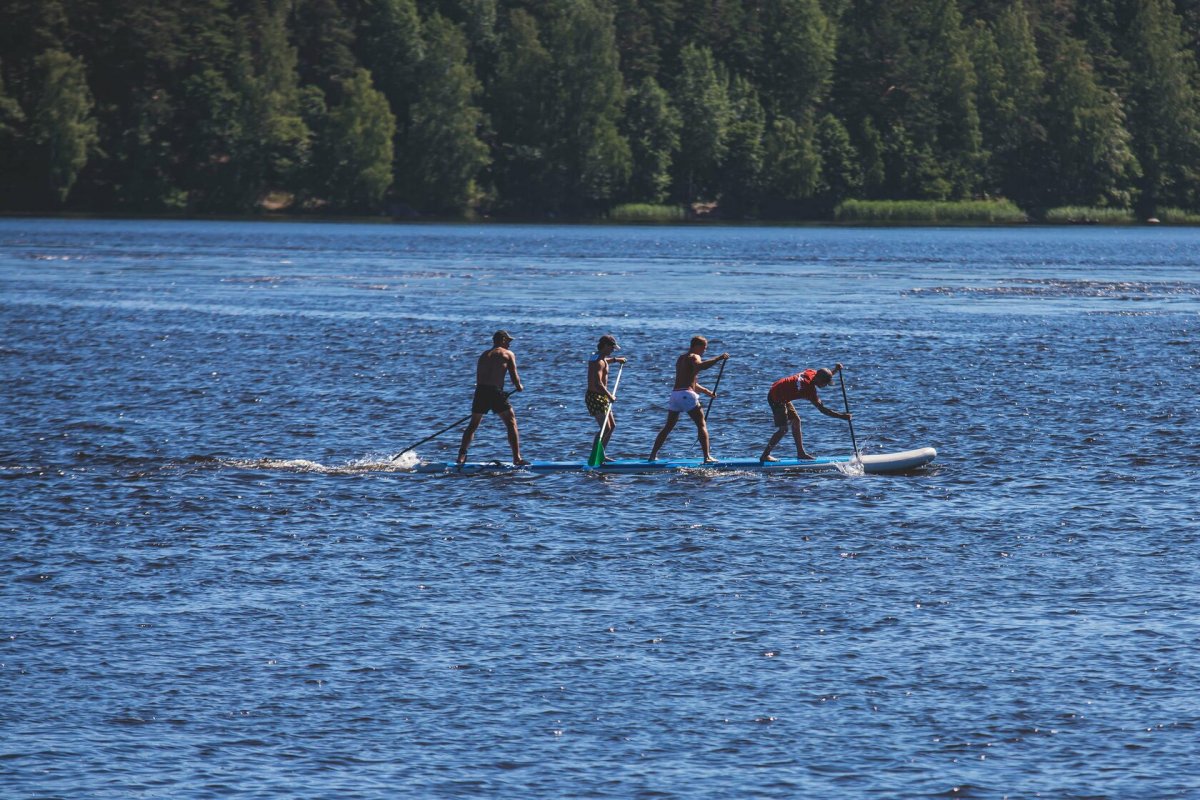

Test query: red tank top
[768,369,818,405]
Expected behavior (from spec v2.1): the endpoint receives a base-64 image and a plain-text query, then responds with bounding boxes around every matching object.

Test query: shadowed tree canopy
[0,0,1197,217]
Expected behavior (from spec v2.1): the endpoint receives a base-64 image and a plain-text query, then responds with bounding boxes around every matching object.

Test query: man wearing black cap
[586,334,627,457]
[458,330,529,466]
[759,363,849,461]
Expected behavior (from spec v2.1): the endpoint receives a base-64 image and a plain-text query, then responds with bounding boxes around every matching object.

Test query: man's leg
[791,416,812,459]
[458,414,484,465]
[687,407,714,462]
[760,426,787,461]
[601,410,616,447]
[649,412,679,461]
[501,409,528,465]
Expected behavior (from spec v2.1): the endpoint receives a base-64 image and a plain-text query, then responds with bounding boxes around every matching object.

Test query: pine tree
[614,0,663,83]
[718,74,766,217]
[1043,37,1139,207]
[763,113,821,212]
[623,75,681,203]
[814,113,862,214]
[544,0,631,210]
[761,0,836,119]
[358,0,424,124]
[245,1,312,201]
[1123,0,1200,213]
[401,14,489,214]
[0,64,28,208]
[972,0,1048,206]
[900,0,983,197]
[857,116,886,198]
[488,8,554,211]
[833,0,981,199]
[177,66,246,211]
[320,68,396,211]
[673,43,730,202]
[292,0,357,95]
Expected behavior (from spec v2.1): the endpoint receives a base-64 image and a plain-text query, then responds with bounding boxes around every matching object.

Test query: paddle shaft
[704,357,727,421]
[392,390,512,461]
[602,362,624,434]
[837,370,860,459]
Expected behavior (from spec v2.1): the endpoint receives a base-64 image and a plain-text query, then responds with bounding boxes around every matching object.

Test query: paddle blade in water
[587,437,605,467]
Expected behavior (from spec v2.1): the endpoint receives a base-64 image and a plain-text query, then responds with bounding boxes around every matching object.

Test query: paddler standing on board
[457,330,529,466]
[648,336,729,463]
[587,334,626,460]
[760,364,850,462]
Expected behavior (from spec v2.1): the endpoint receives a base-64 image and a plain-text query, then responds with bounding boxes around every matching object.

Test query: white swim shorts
[667,389,701,413]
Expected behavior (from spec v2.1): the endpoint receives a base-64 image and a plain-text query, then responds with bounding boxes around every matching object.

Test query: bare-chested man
[648,336,729,463]
[586,334,627,457]
[458,330,528,466]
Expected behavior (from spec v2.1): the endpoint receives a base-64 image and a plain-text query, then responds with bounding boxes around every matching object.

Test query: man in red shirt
[760,363,850,461]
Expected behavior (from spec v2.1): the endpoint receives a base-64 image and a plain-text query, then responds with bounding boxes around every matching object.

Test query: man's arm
[699,353,729,370]
[820,363,847,417]
[508,353,524,392]
[813,399,849,420]
[587,360,602,395]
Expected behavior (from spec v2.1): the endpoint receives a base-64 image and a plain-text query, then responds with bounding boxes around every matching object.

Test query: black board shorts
[471,385,511,415]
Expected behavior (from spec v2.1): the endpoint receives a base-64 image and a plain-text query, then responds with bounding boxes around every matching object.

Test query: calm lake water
[2,218,1198,798]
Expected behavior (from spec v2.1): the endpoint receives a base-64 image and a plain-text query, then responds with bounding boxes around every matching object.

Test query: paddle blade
[587,436,605,467]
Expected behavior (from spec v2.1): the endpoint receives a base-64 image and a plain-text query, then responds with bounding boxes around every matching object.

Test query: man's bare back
[459,330,527,465]
[477,346,517,388]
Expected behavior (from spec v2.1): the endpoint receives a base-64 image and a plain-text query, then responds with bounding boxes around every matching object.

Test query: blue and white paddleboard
[413,447,936,475]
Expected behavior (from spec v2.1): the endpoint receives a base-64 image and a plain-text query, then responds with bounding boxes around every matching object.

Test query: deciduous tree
[32,49,99,206]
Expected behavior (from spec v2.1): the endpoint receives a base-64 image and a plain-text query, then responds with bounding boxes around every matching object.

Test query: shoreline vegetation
[2,2,1200,225]
[4,201,1194,227]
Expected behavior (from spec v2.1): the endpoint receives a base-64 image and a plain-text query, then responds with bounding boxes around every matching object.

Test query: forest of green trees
[2,0,1199,220]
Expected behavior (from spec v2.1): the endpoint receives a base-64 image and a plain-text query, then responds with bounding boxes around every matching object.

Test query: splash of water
[835,458,865,476]
[219,451,419,474]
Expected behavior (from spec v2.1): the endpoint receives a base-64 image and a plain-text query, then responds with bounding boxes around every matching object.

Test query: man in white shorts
[648,335,729,463]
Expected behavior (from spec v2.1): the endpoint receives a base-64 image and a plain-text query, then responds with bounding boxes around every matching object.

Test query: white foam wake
[221,450,420,474]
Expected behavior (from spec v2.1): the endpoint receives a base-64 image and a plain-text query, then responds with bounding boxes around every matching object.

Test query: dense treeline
[2,0,1199,219]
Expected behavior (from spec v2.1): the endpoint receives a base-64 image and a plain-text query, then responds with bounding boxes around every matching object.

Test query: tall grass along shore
[835,199,1028,224]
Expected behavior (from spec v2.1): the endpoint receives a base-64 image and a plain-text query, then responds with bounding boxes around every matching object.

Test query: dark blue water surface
[2,219,1198,798]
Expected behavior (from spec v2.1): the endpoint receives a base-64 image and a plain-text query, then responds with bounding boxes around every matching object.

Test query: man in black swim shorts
[458,330,529,465]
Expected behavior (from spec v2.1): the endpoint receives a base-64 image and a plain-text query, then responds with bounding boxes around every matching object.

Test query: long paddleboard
[413,447,936,475]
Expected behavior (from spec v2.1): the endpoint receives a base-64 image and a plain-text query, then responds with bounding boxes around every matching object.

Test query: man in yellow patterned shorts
[586,334,626,459]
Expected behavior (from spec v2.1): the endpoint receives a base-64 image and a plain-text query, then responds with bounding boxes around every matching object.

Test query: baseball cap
[493,329,514,344]
[598,334,620,350]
